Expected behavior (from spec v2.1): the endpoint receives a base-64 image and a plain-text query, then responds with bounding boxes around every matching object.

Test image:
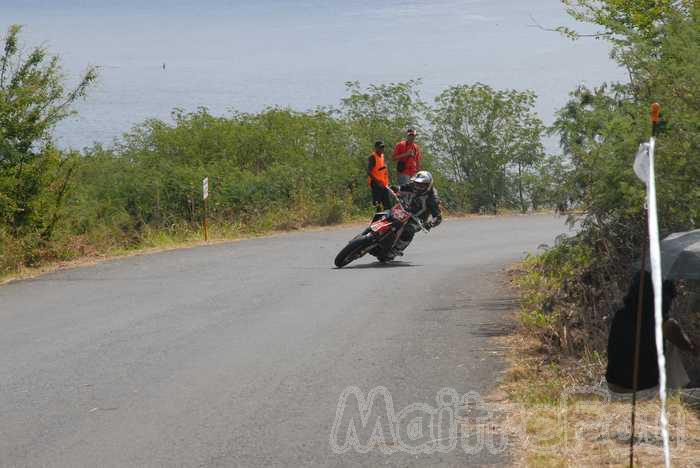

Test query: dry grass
[494,268,700,467]
[493,216,700,466]
[494,330,700,467]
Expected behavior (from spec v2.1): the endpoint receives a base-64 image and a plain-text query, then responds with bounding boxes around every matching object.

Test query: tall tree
[339,80,429,182]
[0,24,97,238]
[429,84,545,213]
[553,2,700,234]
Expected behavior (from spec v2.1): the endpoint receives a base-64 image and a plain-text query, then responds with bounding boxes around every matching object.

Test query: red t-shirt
[393,140,422,176]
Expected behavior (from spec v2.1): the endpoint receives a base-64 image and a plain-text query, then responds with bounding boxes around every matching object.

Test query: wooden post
[629,227,647,467]
[204,198,209,242]
[203,177,209,242]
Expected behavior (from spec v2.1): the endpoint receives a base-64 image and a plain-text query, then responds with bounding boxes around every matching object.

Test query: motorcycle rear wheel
[334,235,376,268]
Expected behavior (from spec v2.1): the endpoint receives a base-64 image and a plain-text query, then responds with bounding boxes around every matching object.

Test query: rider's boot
[391,239,409,257]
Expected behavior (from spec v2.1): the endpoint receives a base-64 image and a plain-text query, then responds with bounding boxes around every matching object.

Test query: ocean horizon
[1,0,626,150]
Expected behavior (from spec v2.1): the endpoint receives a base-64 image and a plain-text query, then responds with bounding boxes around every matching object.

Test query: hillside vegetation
[518,0,700,380]
[0,25,560,277]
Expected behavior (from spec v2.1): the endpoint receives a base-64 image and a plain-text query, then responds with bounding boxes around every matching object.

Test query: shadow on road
[337,261,421,270]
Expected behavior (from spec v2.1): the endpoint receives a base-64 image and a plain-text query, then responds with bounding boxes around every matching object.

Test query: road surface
[0,215,568,467]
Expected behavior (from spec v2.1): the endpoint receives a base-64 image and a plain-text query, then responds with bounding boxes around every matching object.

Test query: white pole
[647,136,671,468]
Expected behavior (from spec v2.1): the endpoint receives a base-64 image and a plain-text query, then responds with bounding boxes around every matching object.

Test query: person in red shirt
[391,128,422,185]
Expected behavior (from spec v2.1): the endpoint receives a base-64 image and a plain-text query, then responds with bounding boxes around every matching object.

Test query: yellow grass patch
[494,332,700,467]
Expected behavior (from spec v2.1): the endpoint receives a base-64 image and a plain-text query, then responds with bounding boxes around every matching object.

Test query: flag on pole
[633,143,650,185]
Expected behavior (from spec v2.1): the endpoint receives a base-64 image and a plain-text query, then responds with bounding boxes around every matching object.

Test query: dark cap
[374,140,385,149]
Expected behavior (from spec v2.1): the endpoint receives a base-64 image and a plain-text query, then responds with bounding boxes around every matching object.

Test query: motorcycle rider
[389,170,442,255]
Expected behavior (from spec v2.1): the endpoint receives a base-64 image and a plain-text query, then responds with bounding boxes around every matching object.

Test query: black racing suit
[390,183,442,253]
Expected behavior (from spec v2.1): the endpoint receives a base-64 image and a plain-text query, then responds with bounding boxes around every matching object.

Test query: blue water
[1,0,625,150]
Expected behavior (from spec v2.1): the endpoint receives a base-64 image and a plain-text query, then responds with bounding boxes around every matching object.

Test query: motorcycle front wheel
[334,235,376,268]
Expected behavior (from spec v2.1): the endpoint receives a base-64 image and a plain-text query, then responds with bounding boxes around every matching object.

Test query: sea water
[1,0,626,150]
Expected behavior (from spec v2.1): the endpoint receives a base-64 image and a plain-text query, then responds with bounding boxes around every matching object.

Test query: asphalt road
[0,214,568,467]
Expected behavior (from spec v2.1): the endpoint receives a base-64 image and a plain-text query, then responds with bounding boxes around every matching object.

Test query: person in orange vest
[367,140,391,211]
[391,128,422,186]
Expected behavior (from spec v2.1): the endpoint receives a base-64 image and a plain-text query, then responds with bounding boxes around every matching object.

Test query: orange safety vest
[368,151,389,188]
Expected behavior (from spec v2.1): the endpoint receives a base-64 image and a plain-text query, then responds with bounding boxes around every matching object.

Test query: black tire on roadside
[334,236,376,268]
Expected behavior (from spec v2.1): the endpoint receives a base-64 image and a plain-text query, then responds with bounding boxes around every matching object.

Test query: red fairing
[390,203,410,222]
[370,219,392,233]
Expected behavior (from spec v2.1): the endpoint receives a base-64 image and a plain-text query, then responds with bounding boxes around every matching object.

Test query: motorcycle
[334,188,428,268]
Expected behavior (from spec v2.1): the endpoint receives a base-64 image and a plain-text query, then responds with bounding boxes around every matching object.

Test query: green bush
[519,2,700,362]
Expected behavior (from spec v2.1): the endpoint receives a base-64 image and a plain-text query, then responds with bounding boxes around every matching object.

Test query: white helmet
[410,171,433,194]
